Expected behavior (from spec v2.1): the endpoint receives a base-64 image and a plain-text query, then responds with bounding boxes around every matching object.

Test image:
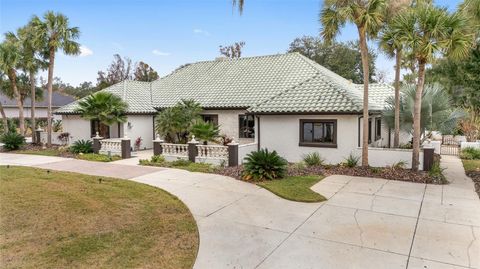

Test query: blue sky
[0,0,461,86]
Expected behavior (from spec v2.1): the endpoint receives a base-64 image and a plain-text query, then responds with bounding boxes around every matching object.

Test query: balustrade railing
[197,144,228,160]
[99,138,122,154]
[162,143,189,157]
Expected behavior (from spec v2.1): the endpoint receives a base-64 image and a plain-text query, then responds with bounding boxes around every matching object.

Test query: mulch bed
[216,163,445,184]
[2,144,76,158]
[465,171,480,198]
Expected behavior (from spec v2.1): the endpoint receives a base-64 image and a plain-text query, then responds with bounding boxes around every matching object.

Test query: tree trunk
[393,49,402,148]
[412,61,426,171]
[8,69,24,135]
[30,71,36,143]
[0,102,8,133]
[358,28,369,167]
[46,48,55,147]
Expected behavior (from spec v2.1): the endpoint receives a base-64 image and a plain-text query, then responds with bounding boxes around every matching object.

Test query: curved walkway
[1,153,479,269]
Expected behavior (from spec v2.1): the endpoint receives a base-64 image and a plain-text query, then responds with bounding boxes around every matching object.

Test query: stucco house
[56,52,410,165]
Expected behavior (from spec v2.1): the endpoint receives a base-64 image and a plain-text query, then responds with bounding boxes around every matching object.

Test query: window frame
[90,120,110,138]
[299,119,337,148]
[239,114,255,139]
[201,114,219,125]
[375,118,382,141]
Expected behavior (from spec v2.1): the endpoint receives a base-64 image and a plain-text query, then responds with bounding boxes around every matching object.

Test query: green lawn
[462,159,480,172]
[14,148,64,156]
[76,153,122,162]
[11,149,121,162]
[257,175,326,203]
[0,166,198,269]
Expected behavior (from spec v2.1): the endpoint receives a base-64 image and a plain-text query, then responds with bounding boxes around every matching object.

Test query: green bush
[429,161,447,184]
[151,155,166,163]
[302,152,324,167]
[0,132,25,150]
[243,149,288,181]
[171,159,192,167]
[70,140,93,154]
[460,147,480,160]
[76,153,121,162]
[343,153,360,168]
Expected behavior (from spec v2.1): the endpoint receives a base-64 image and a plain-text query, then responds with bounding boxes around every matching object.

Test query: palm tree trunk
[393,49,402,148]
[30,71,36,143]
[46,48,55,147]
[359,28,369,167]
[8,69,25,135]
[0,102,8,133]
[412,61,426,171]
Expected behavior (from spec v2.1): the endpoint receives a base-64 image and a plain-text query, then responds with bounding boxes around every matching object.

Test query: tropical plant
[343,153,360,168]
[232,0,244,14]
[69,139,93,154]
[155,100,202,143]
[382,84,465,140]
[243,149,288,181]
[0,39,24,135]
[302,152,324,167]
[74,91,128,130]
[320,0,387,166]
[387,3,474,170]
[380,0,412,147]
[0,131,25,150]
[57,132,70,145]
[460,147,480,160]
[191,121,220,145]
[52,119,62,132]
[31,11,81,147]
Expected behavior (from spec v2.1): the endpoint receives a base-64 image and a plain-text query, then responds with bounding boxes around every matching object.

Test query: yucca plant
[302,152,324,167]
[243,149,288,181]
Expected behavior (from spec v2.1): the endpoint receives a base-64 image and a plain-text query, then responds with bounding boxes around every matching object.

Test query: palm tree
[459,0,480,36]
[155,100,202,143]
[74,92,128,137]
[380,0,412,148]
[32,11,80,147]
[383,84,465,141]
[388,3,474,170]
[0,40,24,135]
[232,0,244,14]
[191,121,220,145]
[320,0,386,166]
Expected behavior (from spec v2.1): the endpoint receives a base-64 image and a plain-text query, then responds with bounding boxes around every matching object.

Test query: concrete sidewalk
[1,153,479,269]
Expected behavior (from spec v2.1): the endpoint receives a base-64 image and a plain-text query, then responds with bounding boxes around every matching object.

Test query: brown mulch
[215,163,446,185]
[465,171,480,198]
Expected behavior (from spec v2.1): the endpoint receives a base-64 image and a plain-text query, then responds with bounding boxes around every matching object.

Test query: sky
[0,0,462,86]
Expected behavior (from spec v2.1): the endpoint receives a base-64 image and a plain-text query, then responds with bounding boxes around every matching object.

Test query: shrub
[150,155,166,163]
[429,161,447,184]
[302,152,324,167]
[57,132,70,145]
[460,147,480,160]
[171,159,192,167]
[243,149,288,181]
[76,153,121,162]
[0,132,25,150]
[70,140,93,154]
[370,166,382,174]
[343,153,360,168]
[391,160,407,170]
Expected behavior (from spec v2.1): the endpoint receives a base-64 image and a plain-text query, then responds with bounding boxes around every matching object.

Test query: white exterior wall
[201,109,248,140]
[354,147,423,170]
[258,114,359,164]
[62,115,91,144]
[238,142,258,164]
[6,107,62,120]
[123,115,154,149]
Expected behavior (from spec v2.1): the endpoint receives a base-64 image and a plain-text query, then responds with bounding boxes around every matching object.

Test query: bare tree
[219,41,245,59]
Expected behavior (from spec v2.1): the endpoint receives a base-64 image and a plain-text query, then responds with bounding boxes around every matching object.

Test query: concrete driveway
[1,153,479,269]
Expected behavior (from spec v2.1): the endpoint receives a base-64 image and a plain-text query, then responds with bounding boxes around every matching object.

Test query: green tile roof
[55,52,393,115]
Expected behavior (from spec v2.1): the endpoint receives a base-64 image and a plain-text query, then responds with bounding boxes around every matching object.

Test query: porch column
[188,135,199,163]
[121,136,131,159]
[228,138,239,167]
[153,134,164,155]
[92,132,103,154]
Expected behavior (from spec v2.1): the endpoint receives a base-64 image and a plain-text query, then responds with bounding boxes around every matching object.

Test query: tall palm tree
[32,11,80,147]
[0,40,24,135]
[232,0,244,14]
[380,0,411,148]
[74,91,128,137]
[17,23,46,142]
[320,0,386,166]
[388,3,474,170]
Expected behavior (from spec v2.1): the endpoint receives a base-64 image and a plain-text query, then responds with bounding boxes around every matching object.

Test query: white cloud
[193,28,210,36]
[79,45,93,57]
[152,49,171,56]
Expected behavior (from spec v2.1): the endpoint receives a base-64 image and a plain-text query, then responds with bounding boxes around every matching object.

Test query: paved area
[1,153,479,268]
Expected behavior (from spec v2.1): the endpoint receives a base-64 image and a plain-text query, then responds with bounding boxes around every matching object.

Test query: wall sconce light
[127,122,133,129]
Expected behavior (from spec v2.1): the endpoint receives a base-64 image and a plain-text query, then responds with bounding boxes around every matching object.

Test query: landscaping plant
[302,152,324,167]
[343,153,360,168]
[243,149,288,181]
[69,139,93,154]
[191,121,220,145]
[460,147,480,160]
[0,131,25,150]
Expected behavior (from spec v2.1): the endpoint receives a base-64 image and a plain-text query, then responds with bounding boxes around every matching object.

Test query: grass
[257,175,326,203]
[139,158,219,173]
[0,166,198,269]
[462,159,480,172]
[14,148,64,156]
[76,153,122,162]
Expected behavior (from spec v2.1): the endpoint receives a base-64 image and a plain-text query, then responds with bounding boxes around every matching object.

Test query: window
[201,114,218,125]
[375,118,382,140]
[299,119,337,148]
[368,119,372,143]
[91,120,110,138]
[239,115,255,138]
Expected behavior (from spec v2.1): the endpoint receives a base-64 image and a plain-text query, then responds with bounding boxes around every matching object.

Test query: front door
[91,120,110,138]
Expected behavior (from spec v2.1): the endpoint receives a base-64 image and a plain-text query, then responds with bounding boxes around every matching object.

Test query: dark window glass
[375,118,382,140]
[300,120,337,147]
[239,115,255,138]
[368,119,372,143]
[91,120,110,138]
[201,114,218,125]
